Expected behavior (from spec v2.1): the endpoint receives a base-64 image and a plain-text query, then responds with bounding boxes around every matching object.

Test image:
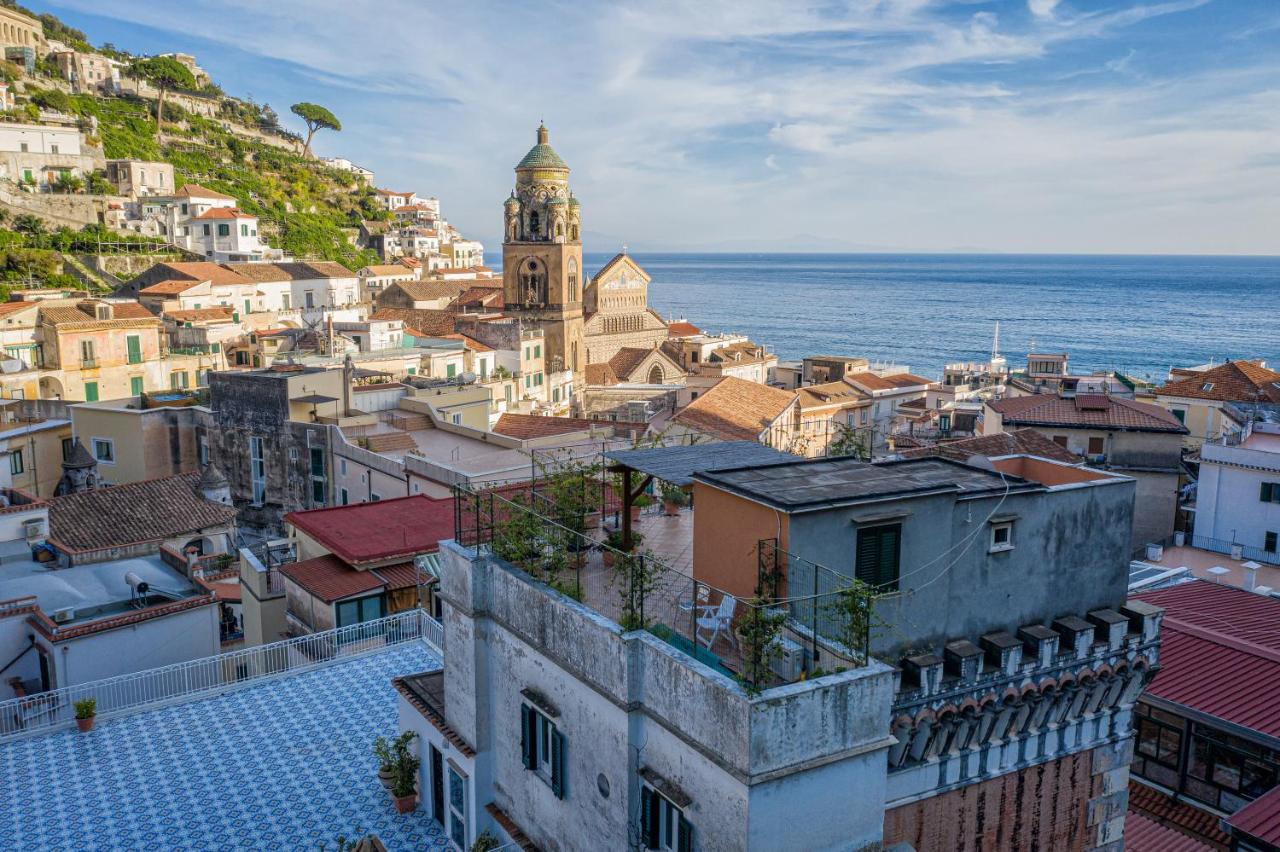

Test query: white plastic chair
[695,594,738,651]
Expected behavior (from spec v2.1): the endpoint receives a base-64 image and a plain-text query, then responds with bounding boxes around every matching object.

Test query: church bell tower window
[520,258,546,306]
[528,210,540,239]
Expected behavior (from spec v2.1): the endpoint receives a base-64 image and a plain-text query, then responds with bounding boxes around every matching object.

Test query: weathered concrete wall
[786,478,1135,660]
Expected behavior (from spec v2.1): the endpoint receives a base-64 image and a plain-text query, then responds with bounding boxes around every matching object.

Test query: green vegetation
[130,56,196,133]
[290,102,341,157]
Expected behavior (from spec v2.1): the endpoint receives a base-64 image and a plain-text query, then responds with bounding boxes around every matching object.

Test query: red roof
[279,554,384,603]
[1135,581,1280,737]
[285,494,454,566]
[668,321,701,338]
[1123,809,1215,851]
[192,206,254,220]
[1128,781,1230,848]
[1226,783,1280,845]
[989,393,1188,433]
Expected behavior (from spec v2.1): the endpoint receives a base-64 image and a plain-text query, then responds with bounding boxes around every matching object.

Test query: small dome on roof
[504,195,520,207]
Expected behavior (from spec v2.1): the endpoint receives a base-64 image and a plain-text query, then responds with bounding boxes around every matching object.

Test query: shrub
[74,697,96,719]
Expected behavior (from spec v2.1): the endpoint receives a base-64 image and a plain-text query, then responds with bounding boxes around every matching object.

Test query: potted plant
[74,697,96,733]
[660,483,689,516]
[389,731,420,813]
[631,493,652,521]
[372,735,396,791]
[602,529,642,566]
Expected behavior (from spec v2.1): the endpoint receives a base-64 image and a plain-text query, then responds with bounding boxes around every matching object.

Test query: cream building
[0,6,42,51]
[582,251,669,365]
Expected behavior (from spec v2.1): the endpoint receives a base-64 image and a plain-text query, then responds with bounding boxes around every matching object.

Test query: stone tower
[196,461,232,506]
[503,123,585,386]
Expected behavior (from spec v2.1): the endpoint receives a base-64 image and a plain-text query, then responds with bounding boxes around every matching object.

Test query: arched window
[519,258,546,305]
[528,210,540,239]
[572,342,578,372]
[647,365,663,384]
[555,222,563,238]
[568,259,578,302]
[570,225,579,241]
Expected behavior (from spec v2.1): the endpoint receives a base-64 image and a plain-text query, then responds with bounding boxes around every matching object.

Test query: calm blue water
[575,253,1280,382]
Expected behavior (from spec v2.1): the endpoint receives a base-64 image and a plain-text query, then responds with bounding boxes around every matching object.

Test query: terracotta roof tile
[371,562,419,591]
[192,206,253,220]
[899,428,1080,463]
[371,308,457,337]
[271,261,356,280]
[220,262,294,282]
[607,347,652,380]
[48,473,237,553]
[166,306,235,323]
[140,279,206,296]
[147,262,252,286]
[280,554,384,603]
[285,494,454,566]
[845,371,933,392]
[989,394,1189,433]
[667,321,701,338]
[584,363,619,386]
[492,414,601,440]
[1124,807,1217,851]
[1128,781,1230,848]
[109,302,156,319]
[362,264,416,277]
[173,183,235,200]
[673,377,797,442]
[0,301,41,319]
[797,379,868,410]
[385,280,469,303]
[1158,360,1280,404]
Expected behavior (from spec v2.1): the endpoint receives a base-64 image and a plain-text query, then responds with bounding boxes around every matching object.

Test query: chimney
[1242,561,1261,592]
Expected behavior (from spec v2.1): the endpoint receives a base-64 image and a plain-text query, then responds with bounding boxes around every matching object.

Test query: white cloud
[1028,0,1062,19]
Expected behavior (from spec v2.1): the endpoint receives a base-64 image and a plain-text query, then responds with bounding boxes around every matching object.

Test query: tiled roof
[147,261,252,286]
[271,261,355,280]
[493,414,601,440]
[453,287,503,309]
[280,554,384,602]
[165,306,235,323]
[1128,781,1230,848]
[173,183,235,200]
[797,379,867,410]
[673,377,797,442]
[0,300,40,318]
[989,393,1188,433]
[371,308,456,337]
[371,562,419,591]
[192,206,253,220]
[220,262,293,283]
[140,278,206,295]
[48,473,237,553]
[667,321,701,338]
[361,264,416,277]
[109,302,156,319]
[285,494,454,566]
[1134,581,1280,737]
[386,280,468,302]
[1226,783,1280,846]
[1123,809,1215,851]
[443,333,492,353]
[39,304,159,327]
[607,347,654,380]
[899,428,1081,463]
[1158,360,1280,404]
[376,189,415,196]
[845,371,933,392]
[584,363,619,386]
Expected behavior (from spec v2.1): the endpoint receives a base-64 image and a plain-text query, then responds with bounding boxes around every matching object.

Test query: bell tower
[503,123,584,387]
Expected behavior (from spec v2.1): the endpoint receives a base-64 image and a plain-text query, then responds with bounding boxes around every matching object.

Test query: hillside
[1,1,386,269]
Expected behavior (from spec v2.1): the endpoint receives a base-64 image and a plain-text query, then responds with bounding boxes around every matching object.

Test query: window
[281,294,290,310]
[126,334,141,364]
[1201,383,1214,392]
[196,369,209,387]
[240,224,249,237]
[249,436,266,505]
[130,376,144,396]
[1261,483,1280,504]
[84,382,98,402]
[990,521,1014,553]
[1171,409,1186,424]
[50,144,57,154]
[244,299,252,316]
[9,449,22,475]
[534,372,543,387]
[18,142,27,153]
[1186,723,1280,811]
[91,438,114,463]
[448,766,468,849]
[305,292,315,309]
[80,340,96,367]
[855,524,900,591]
[1052,435,1069,448]
[1087,436,1105,456]
[1132,703,1185,789]
[340,488,349,505]
[170,371,189,390]
[642,785,693,852]
[202,224,211,236]
[217,224,230,237]
[199,437,209,467]
[181,203,188,215]
[371,492,382,502]
[335,593,383,629]
[1266,531,1278,554]
[534,344,541,358]
[521,701,566,798]
[61,437,73,461]
[445,363,457,379]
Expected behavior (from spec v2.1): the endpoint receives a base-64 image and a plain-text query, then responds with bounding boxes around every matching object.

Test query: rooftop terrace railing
[0,608,443,741]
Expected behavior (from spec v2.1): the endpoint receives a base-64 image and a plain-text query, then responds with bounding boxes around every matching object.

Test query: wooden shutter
[677,813,694,852]
[856,525,900,591]
[520,704,535,770]
[550,728,566,799]
[1263,483,1275,503]
[878,525,901,591]
[641,787,658,849]
[855,527,881,586]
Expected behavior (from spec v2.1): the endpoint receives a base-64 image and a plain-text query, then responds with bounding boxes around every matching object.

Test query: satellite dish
[459,371,477,384]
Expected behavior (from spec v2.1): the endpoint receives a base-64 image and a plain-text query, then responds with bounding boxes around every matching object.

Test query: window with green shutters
[520,702,566,799]
[1261,483,1280,504]
[84,382,98,402]
[446,363,456,379]
[855,523,901,591]
[126,335,141,364]
[641,785,693,851]
[130,376,143,396]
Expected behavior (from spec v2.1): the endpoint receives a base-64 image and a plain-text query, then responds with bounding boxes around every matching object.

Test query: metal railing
[1133,533,1280,567]
[0,608,443,740]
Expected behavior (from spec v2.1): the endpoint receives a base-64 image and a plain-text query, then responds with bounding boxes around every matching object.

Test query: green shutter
[677,813,693,852]
[855,527,880,586]
[856,525,900,591]
[130,376,144,396]
[550,727,566,799]
[84,382,98,402]
[520,704,535,770]
[641,787,658,849]
[126,335,141,364]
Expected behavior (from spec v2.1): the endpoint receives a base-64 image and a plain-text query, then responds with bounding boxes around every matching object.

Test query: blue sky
[37,0,1280,254]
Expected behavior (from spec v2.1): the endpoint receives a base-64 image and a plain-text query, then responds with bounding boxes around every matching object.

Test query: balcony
[1201,440,1280,474]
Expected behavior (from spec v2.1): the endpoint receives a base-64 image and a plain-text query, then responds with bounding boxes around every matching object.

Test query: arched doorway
[647,364,664,384]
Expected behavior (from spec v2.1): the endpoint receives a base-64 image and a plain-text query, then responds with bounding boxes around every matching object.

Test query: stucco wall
[691,482,789,599]
[54,602,219,687]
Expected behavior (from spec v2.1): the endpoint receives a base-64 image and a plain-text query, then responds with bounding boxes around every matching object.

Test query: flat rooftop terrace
[695,456,1039,512]
[0,554,198,626]
[0,642,444,850]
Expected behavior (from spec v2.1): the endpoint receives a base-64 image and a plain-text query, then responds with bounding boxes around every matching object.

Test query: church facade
[582,252,670,366]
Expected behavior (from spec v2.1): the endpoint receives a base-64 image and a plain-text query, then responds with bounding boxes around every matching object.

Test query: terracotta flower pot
[630,506,642,522]
[663,501,681,516]
[75,716,95,733]
[392,793,418,814]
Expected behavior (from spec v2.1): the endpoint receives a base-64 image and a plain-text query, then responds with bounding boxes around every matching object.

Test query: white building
[0,123,94,189]
[319,157,374,182]
[375,189,417,211]
[1194,406,1280,565]
[144,184,271,262]
[358,264,420,302]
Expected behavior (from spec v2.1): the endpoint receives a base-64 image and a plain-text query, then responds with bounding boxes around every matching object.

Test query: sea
[568,252,1280,383]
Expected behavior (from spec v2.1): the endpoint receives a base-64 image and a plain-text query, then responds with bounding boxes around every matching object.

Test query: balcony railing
[0,608,443,740]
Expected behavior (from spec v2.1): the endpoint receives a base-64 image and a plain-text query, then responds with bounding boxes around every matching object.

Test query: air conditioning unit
[770,635,804,682]
[23,519,44,541]
[51,607,75,623]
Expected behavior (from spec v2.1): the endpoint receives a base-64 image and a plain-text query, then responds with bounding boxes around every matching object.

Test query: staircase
[362,431,418,453]
[386,412,431,432]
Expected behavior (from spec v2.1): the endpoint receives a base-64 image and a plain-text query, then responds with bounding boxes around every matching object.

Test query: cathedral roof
[516,123,569,171]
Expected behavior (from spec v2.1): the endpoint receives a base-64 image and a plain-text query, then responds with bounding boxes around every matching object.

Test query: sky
[36,0,1280,254]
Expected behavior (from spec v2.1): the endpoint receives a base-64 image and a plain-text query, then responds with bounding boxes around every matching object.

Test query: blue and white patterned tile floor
[0,643,448,851]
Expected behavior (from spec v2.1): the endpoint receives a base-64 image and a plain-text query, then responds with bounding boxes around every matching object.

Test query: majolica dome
[515,123,568,171]
[546,196,567,206]
[504,194,520,208]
